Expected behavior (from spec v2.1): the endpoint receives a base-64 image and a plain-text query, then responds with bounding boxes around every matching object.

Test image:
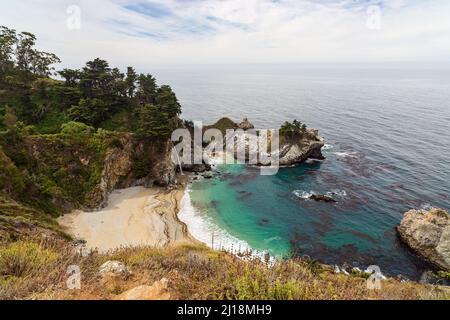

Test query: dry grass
[0,238,449,300]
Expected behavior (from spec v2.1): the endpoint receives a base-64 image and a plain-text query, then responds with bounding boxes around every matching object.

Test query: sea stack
[277,128,325,166]
[238,118,255,131]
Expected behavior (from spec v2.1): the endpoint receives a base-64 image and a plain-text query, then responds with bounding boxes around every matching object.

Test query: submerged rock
[309,194,336,203]
[203,172,214,179]
[397,208,450,271]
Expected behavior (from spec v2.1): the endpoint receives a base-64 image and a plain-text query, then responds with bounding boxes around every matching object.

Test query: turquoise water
[156,65,450,279]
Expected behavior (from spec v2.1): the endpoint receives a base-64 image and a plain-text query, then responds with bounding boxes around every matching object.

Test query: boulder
[99,261,131,279]
[182,163,211,173]
[115,278,170,300]
[397,208,450,271]
[203,172,214,179]
[238,118,255,131]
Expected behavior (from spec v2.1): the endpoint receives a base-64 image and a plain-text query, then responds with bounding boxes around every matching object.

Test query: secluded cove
[153,66,450,280]
[182,156,434,280]
[58,185,195,253]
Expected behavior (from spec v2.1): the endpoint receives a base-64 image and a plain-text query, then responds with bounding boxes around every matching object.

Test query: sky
[1,0,450,70]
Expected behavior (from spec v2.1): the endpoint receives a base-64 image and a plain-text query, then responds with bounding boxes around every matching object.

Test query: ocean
[154,64,450,279]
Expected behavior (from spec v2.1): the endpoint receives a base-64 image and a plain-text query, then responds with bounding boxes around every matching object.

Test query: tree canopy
[280,120,307,140]
[0,26,182,138]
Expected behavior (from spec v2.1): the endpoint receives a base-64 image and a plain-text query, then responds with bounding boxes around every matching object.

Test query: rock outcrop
[397,208,450,271]
[202,118,325,167]
[239,118,255,131]
[229,127,325,166]
[145,140,177,187]
[182,163,211,173]
[86,134,134,209]
[277,128,325,166]
[309,194,336,203]
[182,118,325,171]
[86,138,177,209]
[115,278,170,300]
[99,261,131,279]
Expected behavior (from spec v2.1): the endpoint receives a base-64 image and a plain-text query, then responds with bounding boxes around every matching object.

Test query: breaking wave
[178,186,270,260]
[293,189,347,200]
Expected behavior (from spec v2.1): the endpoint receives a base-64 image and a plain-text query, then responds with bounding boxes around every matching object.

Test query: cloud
[123,2,172,19]
[0,0,449,69]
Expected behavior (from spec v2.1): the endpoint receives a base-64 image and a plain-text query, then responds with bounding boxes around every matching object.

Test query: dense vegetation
[280,120,308,140]
[0,26,181,137]
[0,26,182,241]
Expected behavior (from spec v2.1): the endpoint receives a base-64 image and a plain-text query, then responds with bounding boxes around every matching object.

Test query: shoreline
[179,175,272,260]
[57,177,197,253]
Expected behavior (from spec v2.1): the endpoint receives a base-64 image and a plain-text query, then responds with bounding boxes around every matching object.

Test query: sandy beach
[58,184,195,253]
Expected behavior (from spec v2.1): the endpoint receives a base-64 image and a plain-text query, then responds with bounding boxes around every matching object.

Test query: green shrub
[33,111,67,134]
[0,149,25,195]
[437,271,450,280]
[234,267,301,300]
[350,269,371,280]
[0,241,58,278]
[60,121,94,135]
[206,117,238,136]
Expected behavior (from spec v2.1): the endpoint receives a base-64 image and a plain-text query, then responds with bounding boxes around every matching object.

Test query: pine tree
[155,85,181,118]
[136,104,174,139]
[137,74,157,105]
[125,67,137,98]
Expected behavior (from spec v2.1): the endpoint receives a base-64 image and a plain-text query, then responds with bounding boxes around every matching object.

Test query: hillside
[1,239,449,300]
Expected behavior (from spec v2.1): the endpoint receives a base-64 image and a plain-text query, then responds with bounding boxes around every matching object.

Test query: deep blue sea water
[154,65,450,279]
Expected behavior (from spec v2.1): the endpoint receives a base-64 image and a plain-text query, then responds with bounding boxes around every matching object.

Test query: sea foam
[292,190,317,199]
[178,186,269,260]
[293,189,347,200]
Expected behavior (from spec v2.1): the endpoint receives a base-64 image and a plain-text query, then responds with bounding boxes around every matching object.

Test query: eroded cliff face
[278,129,325,166]
[85,136,177,209]
[1,133,177,213]
[397,208,450,271]
[84,134,134,209]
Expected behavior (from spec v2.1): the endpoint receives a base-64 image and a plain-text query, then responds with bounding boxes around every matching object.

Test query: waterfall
[172,142,184,175]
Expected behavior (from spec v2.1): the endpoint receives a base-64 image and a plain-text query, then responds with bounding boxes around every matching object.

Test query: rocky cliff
[197,118,325,167]
[278,128,325,166]
[83,136,177,209]
[224,119,325,166]
[397,208,450,271]
[0,132,177,214]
